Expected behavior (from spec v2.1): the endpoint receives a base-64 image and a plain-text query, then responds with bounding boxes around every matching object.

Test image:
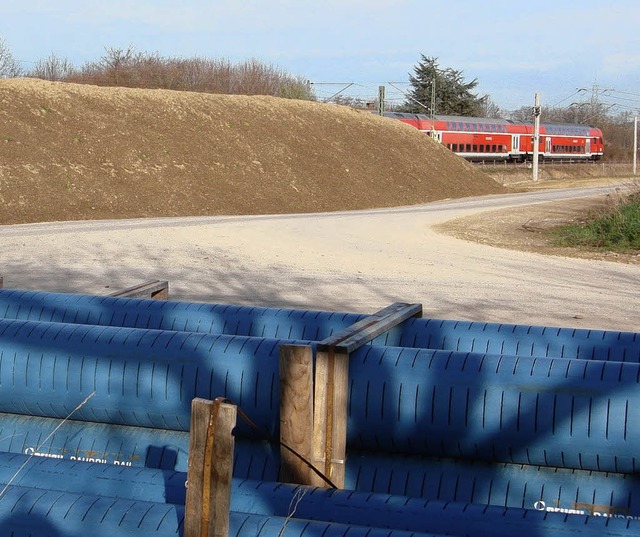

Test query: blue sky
[2,0,639,113]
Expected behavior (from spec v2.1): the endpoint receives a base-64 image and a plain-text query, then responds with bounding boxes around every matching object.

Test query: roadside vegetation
[552,186,640,252]
[0,38,314,100]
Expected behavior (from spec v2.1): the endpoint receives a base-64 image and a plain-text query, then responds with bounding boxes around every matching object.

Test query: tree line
[0,37,635,160]
[0,38,313,100]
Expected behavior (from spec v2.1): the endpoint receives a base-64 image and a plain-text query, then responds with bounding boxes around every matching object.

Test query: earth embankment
[0,79,506,225]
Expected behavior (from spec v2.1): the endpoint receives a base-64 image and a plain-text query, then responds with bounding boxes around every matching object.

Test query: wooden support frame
[312,302,422,488]
[185,398,236,537]
[279,344,314,485]
[109,279,169,300]
[317,302,422,354]
[277,302,422,488]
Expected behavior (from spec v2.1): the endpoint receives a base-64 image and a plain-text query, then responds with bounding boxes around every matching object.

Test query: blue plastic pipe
[1,318,640,472]
[0,480,636,537]
[2,415,639,517]
[2,451,640,521]
[390,317,640,361]
[1,289,638,361]
[0,412,281,477]
[0,484,451,537]
[0,289,364,340]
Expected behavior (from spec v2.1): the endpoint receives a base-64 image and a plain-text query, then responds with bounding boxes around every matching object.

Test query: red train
[385,112,604,162]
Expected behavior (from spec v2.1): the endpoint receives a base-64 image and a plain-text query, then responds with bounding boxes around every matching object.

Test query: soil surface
[0,78,504,225]
[438,176,640,265]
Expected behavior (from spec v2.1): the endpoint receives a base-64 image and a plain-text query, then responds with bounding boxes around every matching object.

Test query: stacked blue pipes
[0,289,638,536]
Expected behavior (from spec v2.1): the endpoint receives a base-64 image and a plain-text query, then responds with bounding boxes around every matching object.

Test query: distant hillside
[0,79,506,225]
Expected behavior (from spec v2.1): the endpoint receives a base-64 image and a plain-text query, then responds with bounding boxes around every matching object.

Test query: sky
[2,0,640,113]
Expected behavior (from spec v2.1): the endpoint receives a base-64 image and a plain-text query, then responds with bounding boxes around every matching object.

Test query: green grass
[552,193,640,251]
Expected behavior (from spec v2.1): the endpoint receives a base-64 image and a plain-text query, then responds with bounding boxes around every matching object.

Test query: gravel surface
[2,185,638,332]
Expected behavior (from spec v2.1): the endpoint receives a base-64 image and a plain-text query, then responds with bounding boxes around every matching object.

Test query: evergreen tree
[402,55,484,117]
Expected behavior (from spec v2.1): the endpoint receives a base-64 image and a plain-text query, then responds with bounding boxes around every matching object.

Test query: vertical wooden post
[312,347,349,488]
[310,303,421,489]
[0,276,3,289]
[185,397,236,537]
[279,344,314,485]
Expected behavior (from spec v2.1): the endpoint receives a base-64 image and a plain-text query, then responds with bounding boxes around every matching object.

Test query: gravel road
[2,186,638,332]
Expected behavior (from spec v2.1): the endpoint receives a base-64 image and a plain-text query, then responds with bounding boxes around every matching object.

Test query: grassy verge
[552,189,640,251]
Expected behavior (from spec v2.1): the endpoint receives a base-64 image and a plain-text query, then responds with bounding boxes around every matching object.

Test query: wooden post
[0,276,3,289]
[312,347,349,488]
[312,302,422,489]
[109,279,169,300]
[279,344,314,485]
[185,398,236,537]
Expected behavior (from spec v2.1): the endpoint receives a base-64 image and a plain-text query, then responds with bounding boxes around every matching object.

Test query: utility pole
[430,78,436,120]
[378,86,385,116]
[634,115,638,176]
[532,92,541,181]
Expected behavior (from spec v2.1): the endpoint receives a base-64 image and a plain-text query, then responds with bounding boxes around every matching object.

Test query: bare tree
[478,95,503,119]
[0,36,22,77]
[68,47,314,99]
[29,53,75,81]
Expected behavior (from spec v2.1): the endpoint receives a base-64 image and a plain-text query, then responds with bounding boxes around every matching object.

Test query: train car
[384,112,604,162]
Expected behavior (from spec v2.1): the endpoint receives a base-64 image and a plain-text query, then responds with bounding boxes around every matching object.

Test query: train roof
[383,112,601,135]
[539,122,601,135]
[385,112,512,125]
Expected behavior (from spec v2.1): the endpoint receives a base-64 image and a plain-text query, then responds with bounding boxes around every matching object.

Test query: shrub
[552,186,640,251]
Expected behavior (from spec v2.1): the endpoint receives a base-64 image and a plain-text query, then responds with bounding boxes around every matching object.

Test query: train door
[585,138,591,156]
[511,135,520,160]
[545,137,551,156]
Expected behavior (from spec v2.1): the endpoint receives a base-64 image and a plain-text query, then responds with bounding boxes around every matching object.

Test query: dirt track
[439,177,640,265]
[2,183,638,333]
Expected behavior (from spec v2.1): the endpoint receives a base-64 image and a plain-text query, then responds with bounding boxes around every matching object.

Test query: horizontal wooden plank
[109,280,169,300]
[317,302,422,353]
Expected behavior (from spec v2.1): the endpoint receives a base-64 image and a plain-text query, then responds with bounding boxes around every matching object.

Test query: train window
[472,144,478,152]
[452,144,457,151]
[466,144,471,152]
[479,145,484,153]
[492,144,497,152]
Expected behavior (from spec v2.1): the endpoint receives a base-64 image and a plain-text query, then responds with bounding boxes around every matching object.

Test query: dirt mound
[0,79,505,225]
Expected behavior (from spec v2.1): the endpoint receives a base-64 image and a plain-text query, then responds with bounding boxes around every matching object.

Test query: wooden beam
[109,280,169,300]
[0,276,3,289]
[317,302,422,353]
[279,344,314,485]
[312,347,349,488]
[185,398,236,537]
[312,302,422,488]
